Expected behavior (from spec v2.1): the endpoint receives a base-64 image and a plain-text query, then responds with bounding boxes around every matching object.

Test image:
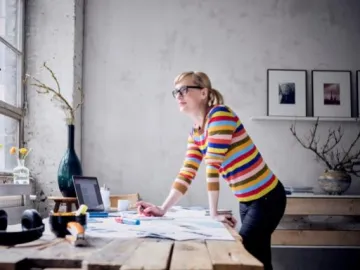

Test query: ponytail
[208,88,224,106]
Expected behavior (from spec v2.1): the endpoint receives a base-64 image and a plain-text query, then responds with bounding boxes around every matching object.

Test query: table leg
[54,202,60,213]
[66,202,72,212]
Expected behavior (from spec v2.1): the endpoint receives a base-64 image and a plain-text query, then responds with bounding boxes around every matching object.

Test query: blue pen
[89,212,109,218]
[115,217,140,225]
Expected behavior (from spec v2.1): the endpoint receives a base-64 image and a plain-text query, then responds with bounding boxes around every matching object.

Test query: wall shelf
[250,116,359,122]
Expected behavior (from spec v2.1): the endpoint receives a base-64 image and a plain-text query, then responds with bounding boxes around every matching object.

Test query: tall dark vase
[57,124,83,197]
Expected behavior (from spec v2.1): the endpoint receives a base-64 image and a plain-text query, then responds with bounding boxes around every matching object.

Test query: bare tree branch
[290,118,360,177]
[290,119,333,169]
[339,130,360,164]
[43,62,61,94]
[25,62,84,125]
[321,126,343,155]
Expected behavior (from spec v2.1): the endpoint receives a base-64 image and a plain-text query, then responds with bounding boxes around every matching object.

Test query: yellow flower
[10,147,17,155]
[19,148,28,155]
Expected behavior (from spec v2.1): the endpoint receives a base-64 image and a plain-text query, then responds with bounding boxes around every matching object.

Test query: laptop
[72,175,119,214]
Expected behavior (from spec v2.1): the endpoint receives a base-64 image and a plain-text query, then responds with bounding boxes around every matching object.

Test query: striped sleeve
[204,106,237,191]
[172,134,203,194]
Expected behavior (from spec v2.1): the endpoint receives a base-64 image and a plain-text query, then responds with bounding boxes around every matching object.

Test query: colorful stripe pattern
[172,105,278,202]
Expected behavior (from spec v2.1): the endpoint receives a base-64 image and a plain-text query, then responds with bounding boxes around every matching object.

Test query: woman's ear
[201,88,209,99]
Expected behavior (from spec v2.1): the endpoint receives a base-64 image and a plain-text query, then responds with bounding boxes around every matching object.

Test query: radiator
[0,195,23,208]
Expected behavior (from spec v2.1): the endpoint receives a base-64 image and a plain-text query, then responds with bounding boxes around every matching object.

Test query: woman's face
[173,76,206,113]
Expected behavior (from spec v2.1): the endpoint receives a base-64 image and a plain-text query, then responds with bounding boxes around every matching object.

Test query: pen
[115,217,140,225]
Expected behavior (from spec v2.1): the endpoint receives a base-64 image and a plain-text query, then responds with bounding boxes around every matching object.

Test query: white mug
[117,199,130,211]
[100,187,111,211]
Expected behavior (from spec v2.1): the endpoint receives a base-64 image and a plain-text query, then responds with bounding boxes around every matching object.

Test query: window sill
[0,172,34,184]
[0,172,14,184]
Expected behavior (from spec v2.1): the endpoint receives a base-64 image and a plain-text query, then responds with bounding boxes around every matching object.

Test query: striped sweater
[172,105,278,202]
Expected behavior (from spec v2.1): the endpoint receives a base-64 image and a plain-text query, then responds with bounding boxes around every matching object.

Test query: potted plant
[25,62,84,197]
[290,118,360,195]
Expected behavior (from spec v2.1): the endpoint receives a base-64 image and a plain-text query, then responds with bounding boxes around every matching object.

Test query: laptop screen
[73,176,104,211]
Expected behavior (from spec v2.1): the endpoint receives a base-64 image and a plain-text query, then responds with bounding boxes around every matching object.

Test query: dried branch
[338,131,360,165]
[321,126,343,155]
[308,119,319,146]
[290,117,360,178]
[43,62,61,94]
[290,119,333,169]
[25,62,84,125]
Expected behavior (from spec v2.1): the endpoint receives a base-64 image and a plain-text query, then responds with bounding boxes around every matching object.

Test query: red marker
[115,217,140,225]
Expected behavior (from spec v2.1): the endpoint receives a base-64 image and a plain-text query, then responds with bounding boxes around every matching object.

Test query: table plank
[0,248,39,270]
[170,241,213,270]
[223,224,242,242]
[0,251,28,270]
[206,241,263,270]
[28,236,112,269]
[9,235,62,250]
[0,237,64,270]
[120,239,173,270]
[84,238,143,270]
[43,269,79,270]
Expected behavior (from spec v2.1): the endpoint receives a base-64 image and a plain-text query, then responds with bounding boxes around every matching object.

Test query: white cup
[100,188,111,211]
[117,199,130,211]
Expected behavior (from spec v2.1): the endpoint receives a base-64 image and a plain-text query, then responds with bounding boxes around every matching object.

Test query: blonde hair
[174,71,224,107]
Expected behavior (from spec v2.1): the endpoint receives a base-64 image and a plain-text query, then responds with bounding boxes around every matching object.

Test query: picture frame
[267,69,307,117]
[311,70,352,118]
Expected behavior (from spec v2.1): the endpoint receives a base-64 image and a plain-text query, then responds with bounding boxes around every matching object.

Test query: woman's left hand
[213,214,237,228]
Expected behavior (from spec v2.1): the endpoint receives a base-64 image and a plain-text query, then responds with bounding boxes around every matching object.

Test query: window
[0,0,25,172]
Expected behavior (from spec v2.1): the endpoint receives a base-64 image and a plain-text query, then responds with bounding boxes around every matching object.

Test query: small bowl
[49,213,87,238]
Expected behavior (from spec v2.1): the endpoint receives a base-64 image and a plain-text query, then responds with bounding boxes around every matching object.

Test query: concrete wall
[24,0,83,213]
[82,0,360,216]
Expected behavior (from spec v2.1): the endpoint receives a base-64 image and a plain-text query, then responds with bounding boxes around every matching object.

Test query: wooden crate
[272,195,360,246]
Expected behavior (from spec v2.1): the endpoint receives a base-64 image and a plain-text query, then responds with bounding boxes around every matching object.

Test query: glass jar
[13,158,30,184]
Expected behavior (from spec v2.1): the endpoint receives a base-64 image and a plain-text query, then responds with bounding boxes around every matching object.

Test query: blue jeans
[239,181,287,270]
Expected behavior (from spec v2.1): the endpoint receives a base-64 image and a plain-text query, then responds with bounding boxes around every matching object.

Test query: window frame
[0,0,26,174]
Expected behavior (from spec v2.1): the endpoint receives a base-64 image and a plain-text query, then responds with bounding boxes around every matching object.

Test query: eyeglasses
[172,85,202,98]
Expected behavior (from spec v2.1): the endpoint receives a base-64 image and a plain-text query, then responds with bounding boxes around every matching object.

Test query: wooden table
[0,222,263,270]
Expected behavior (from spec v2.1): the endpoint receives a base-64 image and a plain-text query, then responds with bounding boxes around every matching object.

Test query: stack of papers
[84,206,235,241]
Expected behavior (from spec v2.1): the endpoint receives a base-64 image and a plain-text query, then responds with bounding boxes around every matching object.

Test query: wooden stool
[48,196,79,212]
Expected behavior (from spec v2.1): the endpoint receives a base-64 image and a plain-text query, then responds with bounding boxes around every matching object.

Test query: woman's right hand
[135,201,166,217]
[212,214,237,228]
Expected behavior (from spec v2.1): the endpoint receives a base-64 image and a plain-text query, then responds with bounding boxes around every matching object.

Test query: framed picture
[267,69,307,117]
[311,70,352,118]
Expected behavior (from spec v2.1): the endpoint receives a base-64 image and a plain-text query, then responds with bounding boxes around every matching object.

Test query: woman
[136,71,287,270]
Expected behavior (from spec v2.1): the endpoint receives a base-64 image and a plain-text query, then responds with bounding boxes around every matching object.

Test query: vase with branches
[25,62,84,197]
[290,118,360,195]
